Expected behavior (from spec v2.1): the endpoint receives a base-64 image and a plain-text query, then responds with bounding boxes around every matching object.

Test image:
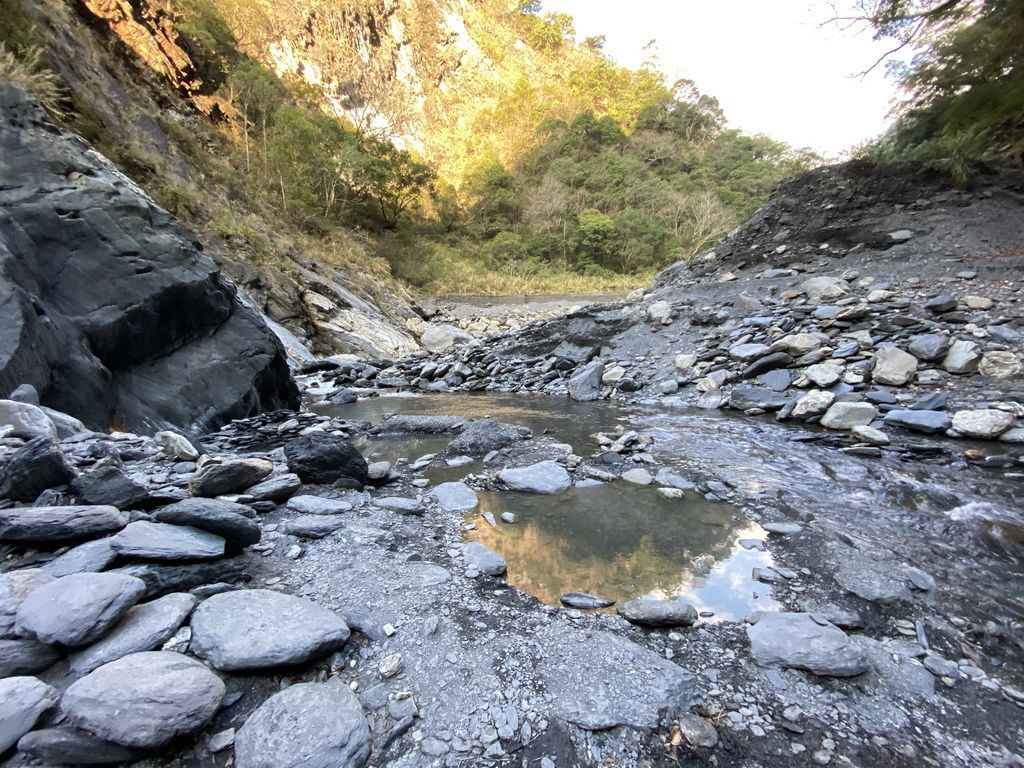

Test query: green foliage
[174,0,239,89]
[859,0,1024,169]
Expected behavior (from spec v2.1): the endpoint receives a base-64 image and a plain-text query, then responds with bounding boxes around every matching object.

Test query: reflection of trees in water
[469,487,745,607]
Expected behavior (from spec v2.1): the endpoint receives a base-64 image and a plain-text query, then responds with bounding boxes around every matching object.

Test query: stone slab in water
[445,418,529,457]
[189,589,350,671]
[461,542,506,576]
[110,521,225,561]
[499,461,571,494]
[0,676,59,752]
[619,599,698,628]
[0,505,127,544]
[69,592,197,674]
[60,651,225,748]
[431,481,479,511]
[234,681,370,768]
[747,612,868,677]
[15,572,145,647]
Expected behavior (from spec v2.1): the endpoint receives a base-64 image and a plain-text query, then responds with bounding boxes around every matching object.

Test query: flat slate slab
[153,498,261,549]
[189,589,350,671]
[61,651,225,748]
[286,495,353,515]
[284,515,347,539]
[431,482,479,512]
[746,612,869,677]
[0,505,127,543]
[15,572,146,648]
[110,521,225,561]
[188,458,273,497]
[69,593,197,674]
[1,569,55,639]
[40,538,117,577]
[234,681,370,768]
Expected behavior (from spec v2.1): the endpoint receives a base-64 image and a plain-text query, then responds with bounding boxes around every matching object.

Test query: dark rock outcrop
[0,83,298,434]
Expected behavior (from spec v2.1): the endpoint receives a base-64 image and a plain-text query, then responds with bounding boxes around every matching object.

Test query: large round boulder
[284,435,368,488]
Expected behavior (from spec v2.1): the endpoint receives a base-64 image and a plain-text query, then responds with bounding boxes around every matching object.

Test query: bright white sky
[541,0,903,157]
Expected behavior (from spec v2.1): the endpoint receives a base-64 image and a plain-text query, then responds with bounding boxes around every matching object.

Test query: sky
[540,0,904,157]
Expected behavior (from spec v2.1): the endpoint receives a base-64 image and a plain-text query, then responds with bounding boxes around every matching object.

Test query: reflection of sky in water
[468,485,779,621]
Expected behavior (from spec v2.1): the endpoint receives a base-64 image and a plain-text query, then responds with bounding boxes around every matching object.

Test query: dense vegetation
[2,0,812,294]
[854,0,1023,179]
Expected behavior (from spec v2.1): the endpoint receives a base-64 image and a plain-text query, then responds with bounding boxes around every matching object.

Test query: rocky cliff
[0,83,298,433]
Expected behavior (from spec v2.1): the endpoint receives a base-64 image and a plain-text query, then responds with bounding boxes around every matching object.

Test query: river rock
[16,726,136,765]
[15,572,146,647]
[153,498,261,549]
[729,342,770,362]
[61,652,224,748]
[40,538,117,577]
[115,558,249,599]
[0,436,75,502]
[499,461,572,494]
[942,339,981,374]
[621,468,654,485]
[803,363,841,388]
[647,300,674,323]
[68,463,150,510]
[560,593,616,609]
[286,495,353,515]
[420,324,474,353]
[284,515,346,539]
[674,353,697,371]
[431,481,479,511]
[884,409,951,434]
[730,385,790,411]
[747,612,868,676]
[851,425,889,445]
[0,504,127,543]
[568,361,605,401]
[871,346,918,386]
[800,276,848,302]
[284,435,368,488]
[0,401,56,441]
[819,402,877,430]
[1,570,55,639]
[245,473,301,502]
[619,599,698,628]
[376,496,423,514]
[792,389,835,419]
[154,431,200,460]
[69,593,197,674]
[234,681,370,768]
[743,351,794,378]
[951,409,1015,439]
[0,676,58,752]
[907,333,950,361]
[0,638,59,676]
[190,589,350,671]
[445,418,529,456]
[188,458,273,497]
[461,542,506,576]
[110,521,225,561]
[978,351,1021,379]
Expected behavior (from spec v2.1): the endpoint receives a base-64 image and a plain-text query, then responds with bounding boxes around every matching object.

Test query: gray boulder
[1,569,55,639]
[40,538,117,577]
[114,558,249,599]
[747,612,868,676]
[16,726,136,765]
[0,401,56,440]
[942,339,981,374]
[15,572,146,647]
[420,324,475,354]
[286,495,353,515]
[245,473,301,503]
[234,681,370,768]
[190,589,350,671]
[284,435,368,488]
[907,333,950,361]
[153,498,261,549]
[0,436,75,502]
[431,482,479,512]
[800,276,848,302]
[445,418,530,457]
[619,599,698,628]
[951,409,1015,439]
[110,521,225,561]
[69,463,149,509]
[499,461,571,494]
[0,638,59,677]
[820,402,877,430]
[0,676,58,752]
[568,361,605,401]
[284,515,347,539]
[461,542,507,576]
[871,346,918,386]
[0,84,298,434]
[729,385,790,411]
[60,651,225,748]
[69,593,197,674]
[188,458,273,497]
[0,505,127,544]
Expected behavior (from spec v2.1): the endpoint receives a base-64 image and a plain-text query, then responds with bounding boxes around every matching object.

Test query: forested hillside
[0,0,813,295]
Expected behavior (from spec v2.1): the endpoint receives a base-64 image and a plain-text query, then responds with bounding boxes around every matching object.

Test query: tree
[354,140,435,229]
